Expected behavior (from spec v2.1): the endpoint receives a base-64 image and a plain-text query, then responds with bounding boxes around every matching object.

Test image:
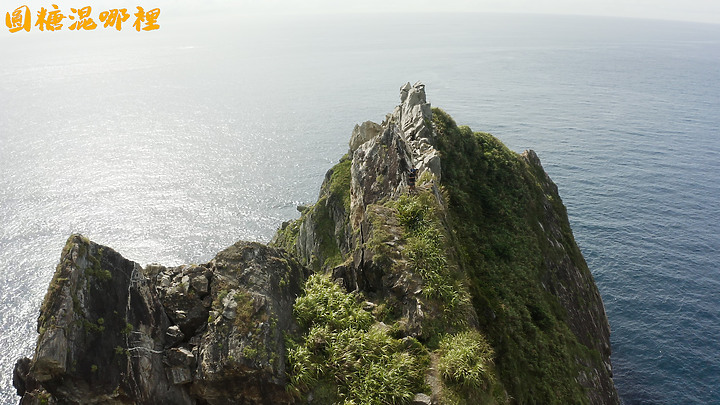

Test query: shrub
[437,330,495,389]
[287,274,427,404]
[293,274,372,331]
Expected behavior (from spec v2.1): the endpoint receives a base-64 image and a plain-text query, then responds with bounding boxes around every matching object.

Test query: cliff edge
[15,83,618,404]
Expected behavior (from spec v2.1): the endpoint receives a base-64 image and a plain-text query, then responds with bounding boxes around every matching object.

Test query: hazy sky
[232,0,720,24]
[173,0,720,24]
[8,0,720,24]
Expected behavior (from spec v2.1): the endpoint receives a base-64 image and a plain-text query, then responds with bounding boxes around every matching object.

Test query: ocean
[1,11,719,404]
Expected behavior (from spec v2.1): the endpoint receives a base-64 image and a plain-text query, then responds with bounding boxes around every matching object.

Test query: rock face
[16,83,618,404]
[15,236,306,404]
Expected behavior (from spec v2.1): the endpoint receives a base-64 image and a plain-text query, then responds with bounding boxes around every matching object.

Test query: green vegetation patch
[312,197,344,270]
[313,155,352,270]
[395,191,472,327]
[438,331,495,389]
[433,107,595,404]
[364,205,396,267]
[274,219,302,252]
[328,154,352,212]
[287,274,427,404]
[436,330,505,404]
[234,289,258,334]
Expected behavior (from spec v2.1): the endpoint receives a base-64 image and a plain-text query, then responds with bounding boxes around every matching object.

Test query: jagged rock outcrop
[16,235,188,404]
[349,121,383,154]
[16,83,618,404]
[14,236,306,404]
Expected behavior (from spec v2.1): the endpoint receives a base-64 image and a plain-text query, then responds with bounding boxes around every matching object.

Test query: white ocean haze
[1,9,719,404]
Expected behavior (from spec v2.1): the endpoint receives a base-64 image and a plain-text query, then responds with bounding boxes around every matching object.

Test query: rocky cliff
[14,83,618,404]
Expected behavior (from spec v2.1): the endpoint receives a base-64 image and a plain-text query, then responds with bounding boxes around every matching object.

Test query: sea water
[1,12,718,404]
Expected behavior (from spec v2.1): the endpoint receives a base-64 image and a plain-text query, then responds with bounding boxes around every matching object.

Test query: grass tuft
[287,274,427,404]
[438,330,495,389]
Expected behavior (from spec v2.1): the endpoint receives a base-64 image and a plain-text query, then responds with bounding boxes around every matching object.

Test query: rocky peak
[392,81,433,138]
[394,81,441,183]
[350,82,440,210]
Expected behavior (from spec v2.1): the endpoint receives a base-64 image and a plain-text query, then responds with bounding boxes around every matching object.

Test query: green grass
[287,274,427,404]
[366,210,390,260]
[395,192,472,329]
[438,331,494,388]
[293,274,373,331]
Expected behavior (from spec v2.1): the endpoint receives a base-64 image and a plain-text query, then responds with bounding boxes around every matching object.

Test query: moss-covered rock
[190,241,308,404]
[433,107,617,404]
[19,234,190,404]
[273,155,353,273]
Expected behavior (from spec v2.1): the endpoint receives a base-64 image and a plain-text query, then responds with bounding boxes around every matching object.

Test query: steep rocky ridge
[15,83,618,404]
[274,82,618,404]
